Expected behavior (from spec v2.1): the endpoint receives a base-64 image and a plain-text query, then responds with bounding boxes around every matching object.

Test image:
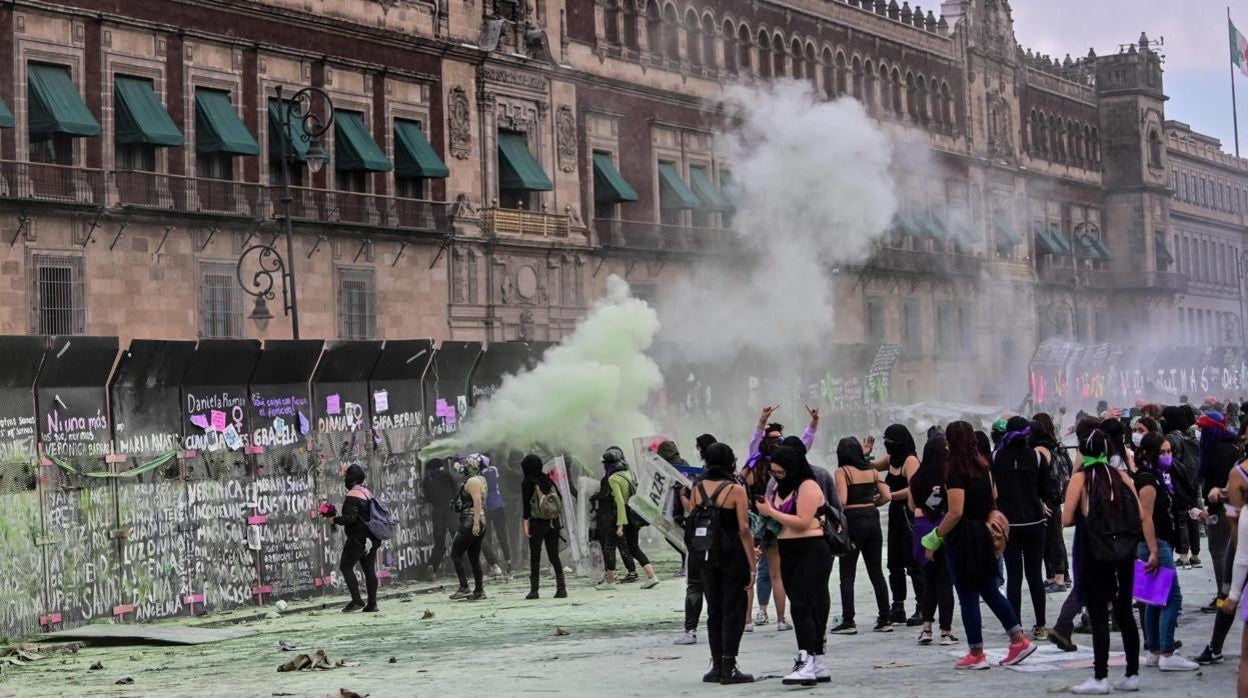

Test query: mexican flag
[1231,19,1248,77]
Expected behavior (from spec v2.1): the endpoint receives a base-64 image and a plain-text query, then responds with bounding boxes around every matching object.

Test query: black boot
[719,656,754,685]
[526,575,540,600]
[702,656,722,683]
[553,586,568,598]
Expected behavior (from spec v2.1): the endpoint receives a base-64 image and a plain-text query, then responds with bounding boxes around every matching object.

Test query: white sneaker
[1143,653,1160,668]
[1071,677,1110,695]
[782,651,817,686]
[673,631,696,646]
[776,620,793,632]
[744,623,754,633]
[1112,675,1139,692]
[490,564,503,576]
[754,609,770,625]
[811,654,831,683]
[640,576,660,589]
[1158,653,1200,672]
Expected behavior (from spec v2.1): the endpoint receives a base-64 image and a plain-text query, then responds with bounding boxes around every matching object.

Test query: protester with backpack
[325,463,381,613]
[594,447,660,590]
[688,442,756,685]
[521,453,566,600]
[1062,428,1142,694]
[1032,413,1071,593]
[993,416,1053,641]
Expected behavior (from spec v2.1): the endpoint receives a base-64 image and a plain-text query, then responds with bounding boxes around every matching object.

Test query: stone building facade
[0,0,1208,406]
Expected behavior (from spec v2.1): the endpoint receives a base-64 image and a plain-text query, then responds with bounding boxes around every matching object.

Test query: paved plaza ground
[1,530,1239,697]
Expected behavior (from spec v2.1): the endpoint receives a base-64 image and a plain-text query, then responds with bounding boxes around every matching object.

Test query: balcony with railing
[0,160,106,206]
[273,185,451,233]
[482,206,570,237]
[866,244,984,277]
[596,219,733,254]
[114,170,265,218]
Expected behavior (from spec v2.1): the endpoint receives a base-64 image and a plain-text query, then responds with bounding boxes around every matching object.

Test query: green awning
[334,110,390,172]
[592,152,638,203]
[1048,224,1073,254]
[194,89,258,155]
[719,170,737,213]
[994,211,1022,247]
[394,119,449,178]
[1074,234,1111,260]
[1155,232,1174,268]
[657,163,700,210]
[921,210,949,239]
[0,96,13,128]
[114,76,183,146]
[1093,238,1113,259]
[268,99,310,159]
[498,131,552,191]
[27,63,100,137]
[689,167,731,211]
[1033,222,1066,256]
[894,209,925,237]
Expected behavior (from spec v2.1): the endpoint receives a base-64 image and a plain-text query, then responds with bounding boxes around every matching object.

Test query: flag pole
[1233,7,1242,156]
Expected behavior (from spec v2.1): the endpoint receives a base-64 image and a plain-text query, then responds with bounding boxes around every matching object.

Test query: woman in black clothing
[832,436,892,634]
[1033,413,1070,593]
[909,436,957,646]
[521,454,566,600]
[757,446,833,686]
[690,442,756,685]
[883,424,923,626]
[992,415,1052,639]
[1062,428,1141,693]
[449,455,489,601]
[325,463,380,613]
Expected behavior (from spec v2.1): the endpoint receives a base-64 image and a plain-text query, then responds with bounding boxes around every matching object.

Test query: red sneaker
[955,652,990,670]
[999,639,1037,666]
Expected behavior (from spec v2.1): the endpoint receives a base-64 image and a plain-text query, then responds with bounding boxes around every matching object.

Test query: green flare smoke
[421,275,662,463]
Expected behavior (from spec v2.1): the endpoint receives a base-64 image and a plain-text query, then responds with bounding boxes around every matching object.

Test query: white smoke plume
[659,80,898,361]
[421,275,662,462]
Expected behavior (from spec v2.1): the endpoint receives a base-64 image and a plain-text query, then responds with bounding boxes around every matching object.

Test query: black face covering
[883,424,916,463]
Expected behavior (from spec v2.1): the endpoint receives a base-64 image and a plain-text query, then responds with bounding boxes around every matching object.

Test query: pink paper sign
[210,410,227,432]
[190,414,210,430]
[326,394,341,415]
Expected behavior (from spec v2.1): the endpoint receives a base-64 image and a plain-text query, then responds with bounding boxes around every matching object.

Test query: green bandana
[1081,453,1109,469]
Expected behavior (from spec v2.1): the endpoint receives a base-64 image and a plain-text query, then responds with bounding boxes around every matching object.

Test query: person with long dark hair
[1196,411,1241,623]
[690,442,756,685]
[909,436,957,646]
[883,423,924,626]
[757,445,833,686]
[832,436,892,634]
[1161,405,1202,568]
[992,416,1052,640]
[521,454,566,600]
[325,463,380,612]
[1049,416,1104,652]
[1033,413,1071,593]
[923,421,1035,670]
[1062,428,1141,693]
[674,433,717,646]
[1133,433,1198,670]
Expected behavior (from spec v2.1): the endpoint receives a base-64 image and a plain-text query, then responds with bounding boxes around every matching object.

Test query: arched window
[822,48,835,99]
[890,68,903,116]
[722,19,736,73]
[940,82,953,127]
[852,56,864,101]
[905,71,917,120]
[623,2,639,50]
[737,24,751,74]
[604,0,620,45]
[863,59,876,110]
[791,38,804,80]
[1091,128,1100,163]
[914,74,927,121]
[1047,114,1058,157]
[685,9,701,66]
[757,29,772,79]
[702,15,717,70]
[1036,112,1048,155]
[835,51,848,96]
[806,43,818,90]
[1149,129,1162,168]
[772,34,786,77]
[662,4,680,61]
[1083,125,1093,164]
[646,0,662,56]
[878,63,892,112]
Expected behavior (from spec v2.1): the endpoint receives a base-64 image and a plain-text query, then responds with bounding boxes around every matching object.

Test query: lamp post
[236,85,333,339]
[1065,220,1102,342]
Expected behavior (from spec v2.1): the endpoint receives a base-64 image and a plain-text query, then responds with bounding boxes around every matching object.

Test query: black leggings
[840,507,890,623]
[702,549,749,658]
[685,554,704,632]
[340,537,379,605]
[1043,507,1069,578]
[603,523,649,572]
[451,521,486,593]
[427,509,453,574]
[486,507,511,566]
[779,536,833,655]
[887,506,923,610]
[1004,523,1047,628]
[1210,530,1239,653]
[1082,557,1139,680]
[527,518,565,592]
[920,548,955,630]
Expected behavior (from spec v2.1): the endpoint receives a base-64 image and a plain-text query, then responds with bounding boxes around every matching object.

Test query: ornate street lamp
[236,85,334,338]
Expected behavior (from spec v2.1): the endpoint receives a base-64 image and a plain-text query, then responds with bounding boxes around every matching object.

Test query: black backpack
[687,481,733,565]
[1082,469,1141,563]
[1047,447,1073,507]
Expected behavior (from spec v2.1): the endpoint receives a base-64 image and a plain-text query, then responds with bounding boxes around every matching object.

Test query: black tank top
[885,466,908,513]
[843,468,878,506]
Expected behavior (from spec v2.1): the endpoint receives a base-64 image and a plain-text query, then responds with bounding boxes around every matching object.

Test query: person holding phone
[832,436,893,634]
